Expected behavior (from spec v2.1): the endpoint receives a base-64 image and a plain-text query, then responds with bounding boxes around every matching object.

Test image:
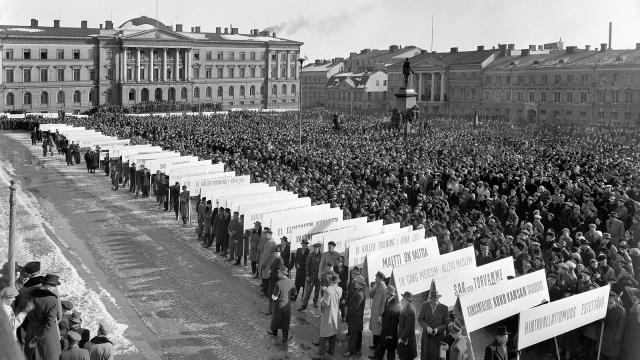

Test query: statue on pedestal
[402,58,415,89]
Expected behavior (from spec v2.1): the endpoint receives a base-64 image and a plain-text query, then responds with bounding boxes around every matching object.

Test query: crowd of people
[2,107,640,360]
[1,261,115,360]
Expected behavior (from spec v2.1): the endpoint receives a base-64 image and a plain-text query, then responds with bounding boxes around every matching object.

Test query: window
[564,92,573,103]
[542,75,547,84]
[376,80,380,86]
[40,68,48,82]
[23,68,31,82]
[181,87,187,99]
[517,76,523,84]
[625,111,632,121]
[597,89,605,103]
[272,84,277,96]
[228,52,234,60]
[625,89,632,103]
[73,90,81,103]
[126,68,132,81]
[206,67,212,79]
[106,90,112,103]
[239,67,245,78]
[541,92,547,102]
[239,85,245,96]
[554,75,561,84]
[194,87,200,98]
[581,74,588,84]
[129,89,135,101]
[206,87,212,98]
[40,92,48,104]
[57,68,65,81]
[613,90,619,103]
[383,80,387,86]
[554,91,560,103]
[193,51,199,60]
[612,111,618,119]
[506,76,511,85]
[73,49,80,59]
[599,111,604,119]
[271,65,277,78]
[290,65,297,78]
[229,86,234,97]
[5,49,13,59]
[88,49,94,60]
[471,88,476,99]
[529,75,535,85]
[40,49,47,59]
[217,52,223,60]
[580,92,588,103]
[5,69,13,83]
[291,84,296,95]
[280,53,286,62]
[206,51,212,61]
[260,85,264,95]
[250,85,255,96]
[484,91,489,101]
[23,49,31,59]
[73,68,80,81]
[24,92,32,105]
[6,93,14,106]
[193,68,199,79]
[89,69,95,81]
[228,67,234,78]
[217,67,223,78]
[250,52,256,60]
[528,91,535,102]
[517,92,523,102]
[260,52,265,60]
[282,84,287,95]
[271,53,276,61]
[506,92,511,101]
[57,91,65,103]
[140,68,145,80]
[280,65,286,78]
[239,52,245,61]
[567,74,574,84]
[217,86,223,97]
[250,67,256,78]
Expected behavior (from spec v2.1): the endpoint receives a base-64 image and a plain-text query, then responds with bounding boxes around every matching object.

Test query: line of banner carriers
[38,123,612,360]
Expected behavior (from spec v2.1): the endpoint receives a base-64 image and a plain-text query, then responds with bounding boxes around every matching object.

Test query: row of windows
[5,90,85,106]
[484,89,637,104]
[4,68,93,82]
[5,49,86,60]
[485,107,640,122]
[327,91,386,101]
[125,83,297,102]
[484,72,636,86]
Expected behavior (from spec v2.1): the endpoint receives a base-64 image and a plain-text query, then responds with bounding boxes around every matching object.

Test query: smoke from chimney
[263,6,373,35]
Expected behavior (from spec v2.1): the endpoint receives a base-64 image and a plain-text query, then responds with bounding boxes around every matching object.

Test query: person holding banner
[483,326,516,360]
[300,243,323,311]
[418,282,448,360]
[179,186,190,225]
[318,241,340,282]
[441,321,469,360]
[397,291,417,360]
[249,222,263,277]
[600,291,626,360]
[292,240,310,301]
[370,271,388,350]
[344,275,366,357]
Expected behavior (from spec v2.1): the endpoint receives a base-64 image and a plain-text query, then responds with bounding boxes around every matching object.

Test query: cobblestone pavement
[1,131,556,360]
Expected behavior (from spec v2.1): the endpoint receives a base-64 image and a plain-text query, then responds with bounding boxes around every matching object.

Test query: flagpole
[596,320,605,360]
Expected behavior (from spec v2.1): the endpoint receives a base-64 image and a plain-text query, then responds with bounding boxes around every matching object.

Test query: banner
[146,156,198,173]
[196,175,251,196]
[312,220,384,253]
[459,270,550,333]
[205,183,274,205]
[392,246,476,296]
[261,204,331,229]
[346,227,419,268]
[226,191,298,213]
[179,172,237,192]
[288,216,368,251]
[433,257,516,307]
[366,237,439,281]
[110,144,156,158]
[169,163,225,178]
[382,223,401,233]
[517,285,610,350]
[273,210,344,244]
[242,197,312,230]
[164,160,212,174]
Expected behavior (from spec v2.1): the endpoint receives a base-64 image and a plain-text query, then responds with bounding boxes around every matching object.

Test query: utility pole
[7,180,16,287]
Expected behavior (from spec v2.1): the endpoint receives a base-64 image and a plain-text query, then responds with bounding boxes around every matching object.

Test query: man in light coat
[316,274,342,360]
[259,229,277,295]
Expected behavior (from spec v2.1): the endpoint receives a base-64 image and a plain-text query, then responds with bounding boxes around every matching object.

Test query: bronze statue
[402,58,415,88]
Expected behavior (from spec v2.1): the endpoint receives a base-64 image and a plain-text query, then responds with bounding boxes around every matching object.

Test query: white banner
[205,183,275,206]
[242,197,312,230]
[288,216,368,251]
[313,220,384,254]
[459,270,550,333]
[261,204,331,229]
[79,138,130,148]
[111,144,156,158]
[274,210,344,244]
[392,246,477,296]
[346,227,418,268]
[179,172,237,192]
[226,191,298,213]
[121,147,164,163]
[169,163,225,178]
[195,175,251,196]
[164,160,213,174]
[382,223,401,233]
[366,237,439,281]
[517,285,610,350]
[146,156,198,173]
[433,257,516,307]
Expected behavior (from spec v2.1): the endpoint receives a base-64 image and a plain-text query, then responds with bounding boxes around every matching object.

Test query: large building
[0,16,303,113]
[326,70,388,112]
[300,58,344,109]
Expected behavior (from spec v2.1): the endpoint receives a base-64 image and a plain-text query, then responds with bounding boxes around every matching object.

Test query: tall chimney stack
[608,21,612,50]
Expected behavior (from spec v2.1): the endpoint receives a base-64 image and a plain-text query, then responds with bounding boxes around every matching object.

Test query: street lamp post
[7,180,16,287]
[297,57,305,152]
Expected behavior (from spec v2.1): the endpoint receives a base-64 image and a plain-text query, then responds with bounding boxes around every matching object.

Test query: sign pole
[7,180,17,288]
[553,337,561,360]
[596,320,605,360]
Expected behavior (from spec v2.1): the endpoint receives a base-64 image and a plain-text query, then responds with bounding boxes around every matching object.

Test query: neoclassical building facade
[0,16,303,113]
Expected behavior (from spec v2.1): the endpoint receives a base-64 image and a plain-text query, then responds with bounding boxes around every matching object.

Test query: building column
[162,48,167,81]
[120,47,126,83]
[276,51,280,80]
[430,72,435,101]
[418,73,423,100]
[136,48,141,82]
[174,49,179,81]
[440,72,445,102]
[186,49,191,81]
[149,48,154,82]
[286,51,291,79]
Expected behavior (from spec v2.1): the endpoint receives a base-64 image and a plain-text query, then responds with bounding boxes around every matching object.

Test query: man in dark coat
[170,182,180,220]
[129,163,137,192]
[483,325,517,360]
[65,311,90,349]
[418,282,449,360]
[344,275,366,357]
[293,240,310,300]
[84,150,92,173]
[266,265,296,343]
[60,331,90,360]
[397,291,417,360]
[266,246,284,315]
[24,274,62,360]
[300,243,323,310]
[371,285,401,360]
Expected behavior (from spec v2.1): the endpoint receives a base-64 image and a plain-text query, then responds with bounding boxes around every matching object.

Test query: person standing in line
[344,275,366,357]
[318,241,340,282]
[1,286,30,341]
[60,331,90,360]
[445,321,470,360]
[300,243,323,311]
[179,185,190,225]
[370,285,401,360]
[24,274,62,360]
[84,323,114,360]
[292,239,310,300]
[266,245,284,315]
[483,326,516,360]
[201,201,213,247]
[418,282,448,360]
[228,211,243,263]
[259,229,277,296]
[196,198,207,240]
[249,222,262,276]
[170,182,180,220]
[266,265,296,343]
[397,292,417,360]
[369,271,388,349]
[316,274,342,360]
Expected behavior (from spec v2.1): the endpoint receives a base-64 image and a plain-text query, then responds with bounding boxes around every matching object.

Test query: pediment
[121,28,192,41]
[413,58,447,70]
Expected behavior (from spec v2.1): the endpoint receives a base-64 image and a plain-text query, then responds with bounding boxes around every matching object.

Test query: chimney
[195,26,201,33]
[231,28,238,35]
[53,20,60,28]
[636,43,640,50]
[315,59,322,65]
[99,24,103,29]
[538,45,543,51]
[508,44,515,50]
[566,46,577,54]
[477,45,484,51]
[529,45,536,51]
[30,18,38,27]
[498,44,507,57]
[585,45,591,51]
[608,21,612,50]
[420,49,428,54]
[190,27,195,33]
[521,49,530,56]
[105,20,113,30]
[252,28,258,36]
[216,27,221,34]
[272,32,276,37]
[176,24,183,32]
[389,45,399,52]
[81,20,87,29]
[600,43,607,52]
[224,28,228,34]
[450,47,458,53]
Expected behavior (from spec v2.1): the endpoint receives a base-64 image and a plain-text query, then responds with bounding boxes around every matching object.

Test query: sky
[2,0,639,61]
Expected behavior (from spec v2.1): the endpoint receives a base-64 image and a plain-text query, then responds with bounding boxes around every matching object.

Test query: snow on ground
[0,160,135,355]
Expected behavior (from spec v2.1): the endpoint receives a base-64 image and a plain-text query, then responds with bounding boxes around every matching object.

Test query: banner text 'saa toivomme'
[517,285,610,350]
[459,270,550,333]
[365,237,439,281]
[289,216,369,251]
[433,257,516,307]
[391,246,476,296]
[346,227,419,268]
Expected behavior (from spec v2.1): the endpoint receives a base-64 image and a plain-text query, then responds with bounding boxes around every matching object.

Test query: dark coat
[270,276,295,331]
[346,287,365,332]
[293,248,309,288]
[23,288,61,360]
[380,297,401,339]
[397,304,417,360]
[602,303,626,358]
[418,302,449,360]
[484,339,516,360]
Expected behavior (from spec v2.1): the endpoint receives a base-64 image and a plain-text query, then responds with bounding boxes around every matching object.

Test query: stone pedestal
[395,87,418,111]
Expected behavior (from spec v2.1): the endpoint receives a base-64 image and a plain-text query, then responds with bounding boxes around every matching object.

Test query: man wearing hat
[84,322,114,359]
[215,208,231,255]
[60,331,90,360]
[484,325,516,360]
[19,261,42,289]
[170,182,180,220]
[595,253,616,285]
[65,311,90,349]
[279,236,292,272]
[228,211,243,263]
[397,292,417,360]
[599,291,625,360]
[249,222,263,277]
[265,245,284,315]
[266,265,296,343]
[606,212,625,247]
[317,274,342,360]
[300,243,323,311]
[318,241,340,282]
[1,286,29,340]
[418,281,449,360]
[58,300,74,343]
[370,285,401,360]
[369,271,388,349]
[24,274,62,360]
[178,185,191,225]
[259,229,277,296]
[292,239,310,301]
[344,275,366,357]
[443,321,470,360]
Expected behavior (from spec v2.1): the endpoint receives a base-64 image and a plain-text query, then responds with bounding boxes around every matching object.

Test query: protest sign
[517,285,610,349]
[288,216,368,250]
[242,197,312,230]
[459,270,550,332]
[273,209,344,244]
[366,237,439,281]
[382,223,401,233]
[146,156,198,173]
[312,220,384,253]
[346,227,418,268]
[226,191,298,213]
[196,175,251,197]
[433,257,516,307]
[205,183,274,205]
[261,204,331,229]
